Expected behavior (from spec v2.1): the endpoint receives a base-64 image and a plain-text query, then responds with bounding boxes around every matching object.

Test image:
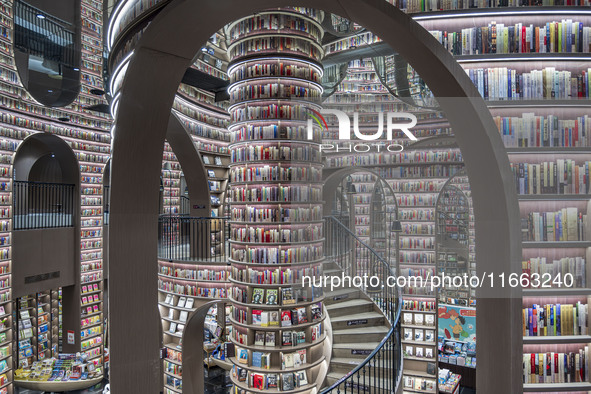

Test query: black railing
[14,0,77,68]
[13,181,75,230]
[179,196,190,216]
[158,216,230,262]
[321,216,403,394]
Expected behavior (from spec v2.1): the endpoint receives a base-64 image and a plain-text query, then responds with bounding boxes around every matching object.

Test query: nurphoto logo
[307,108,418,153]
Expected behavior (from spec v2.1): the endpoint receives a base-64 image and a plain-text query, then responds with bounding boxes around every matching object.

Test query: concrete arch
[166,114,211,217]
[109,1,521,392]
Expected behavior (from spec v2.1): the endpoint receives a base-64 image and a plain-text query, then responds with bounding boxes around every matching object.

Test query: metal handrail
[321,216,403,393]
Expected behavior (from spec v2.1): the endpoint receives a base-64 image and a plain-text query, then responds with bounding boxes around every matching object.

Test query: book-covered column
[226,8,328,393]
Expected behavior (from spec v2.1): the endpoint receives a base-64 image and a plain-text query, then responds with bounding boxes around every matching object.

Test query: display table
[439,372,461,394]
[15,375,103,391]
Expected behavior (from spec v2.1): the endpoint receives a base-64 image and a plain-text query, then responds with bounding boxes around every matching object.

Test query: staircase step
[325,371,395,392]
[332,326,390,343]
[323,288,361,305]
[325,298,375,317]
[332,342,382,359]
[329,311,386,330]
[329,357,395,374]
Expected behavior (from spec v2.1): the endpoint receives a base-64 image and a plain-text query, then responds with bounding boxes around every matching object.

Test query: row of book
[229,37,322,63]
[230,265,322,285]
[399,0,591,14]
[523,349,589,383]
[495,114,591,148]
[172,112,230,142]
[230,185,322,202]
[231,124,320,143]
[229,61,321,84]
[400,251,437,264]
[466,67,591,100]
[523,302,587,336]
[230,244,323,265]
[233,366,309,391]
[229,83,321,102]
[231,225,322,243]
[231,144,321,163]
[230,165,321,183]
[231,104,318,123]
[510,160,591,194]
[398,195,438,207]
[230,13,321,41]
[521,257,586,288]
[325,32,381,55]
[157,279,228,298]
[230,206,322,223]
[429,20,591,55]
[400,237,436,249]
[158,266,228,281]
[520,208,586,242]
[173,99,228,128]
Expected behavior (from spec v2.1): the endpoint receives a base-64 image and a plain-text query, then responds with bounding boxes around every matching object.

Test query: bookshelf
[400,6,591,391]
[227,8,329,393]
[0,0,111,390]
[158,256,232,393]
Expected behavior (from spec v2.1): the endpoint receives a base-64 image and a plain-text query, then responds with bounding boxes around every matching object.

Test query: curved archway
[12,0,82,107]
[109,1,521,392]
[12,133,80,332]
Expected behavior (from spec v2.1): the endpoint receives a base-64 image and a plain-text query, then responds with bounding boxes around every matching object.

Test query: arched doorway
[109,1,521,392]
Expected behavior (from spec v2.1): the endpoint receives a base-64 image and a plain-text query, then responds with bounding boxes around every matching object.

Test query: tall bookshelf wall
[227,8,329,393]
[0,0,112,390]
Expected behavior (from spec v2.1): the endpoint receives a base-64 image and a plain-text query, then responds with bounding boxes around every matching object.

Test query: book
[282,373,294,390]
[252,310,262,326]
[261,352,271,369]
[282,352,295,369]
[177,297,187,308]
[203,156,210,164]
[265,332,275,347]
[237,348,248,364]
[185,298,194,309]
[296,307,308,324]
[252,351,263,368]
[297,350,306,366]
[207,170,216,177]
[281,288,295,306]
[267,373,278,389]
[179,311,188,323]
[214,156,222,165]
[269,311,279,326]
[164,294,173,305]
[252,372,265,389]
[311,304,322,320]
[169,322,177,333]
[261,311,269,327]
[252,288,264,304]
[281,310,292,327]
[255,331,265,346]
[265,289,278,305]
[296,371,308,387]
[282,331,293,346]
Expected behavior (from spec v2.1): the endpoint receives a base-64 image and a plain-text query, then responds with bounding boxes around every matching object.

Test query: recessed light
[73,68,80,71]
[36,14,45,19]
[47,89,53,93]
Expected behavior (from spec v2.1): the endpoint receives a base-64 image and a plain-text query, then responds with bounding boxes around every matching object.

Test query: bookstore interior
[0,0,589,393]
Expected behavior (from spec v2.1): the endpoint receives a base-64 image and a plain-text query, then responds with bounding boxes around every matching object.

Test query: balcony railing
[158,216,229,262]
[13,181,75,230]
[321,215,403,393]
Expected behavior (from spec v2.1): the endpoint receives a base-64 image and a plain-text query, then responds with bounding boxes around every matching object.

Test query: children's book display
[14,353,102,382]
